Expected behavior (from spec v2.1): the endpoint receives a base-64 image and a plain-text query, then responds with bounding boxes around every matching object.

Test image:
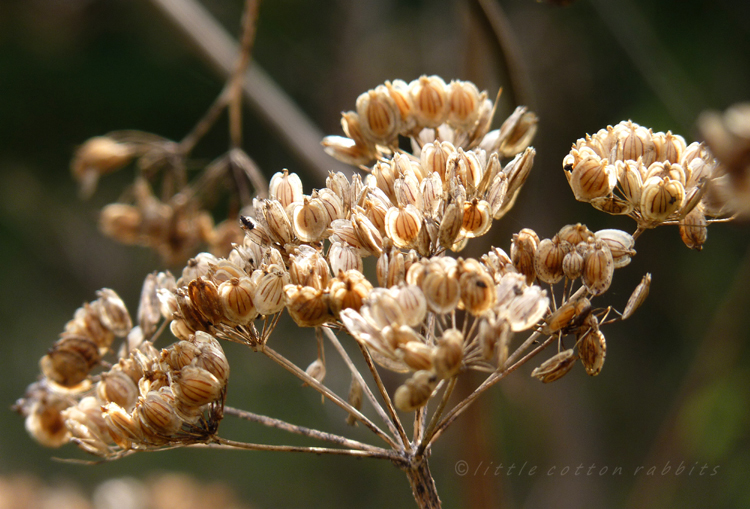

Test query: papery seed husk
[461,199,492,238]
[95,289,132,337]
[398,341,434,372]
[254,268,290,316]
[41,335,101,387]
[292,197,330,243]
[504,285,549,332]
[534,237,569,284]
[582,240,614,296]
[640,176,685,223]
[594,229,636,268]
[511,228,539,285]
[531,349,577,383]
[542,296,591,335]
[385,205,423,248]
[591,195,634,216]
[356,85,401,144]
[284,285,333,327]
[421,269,461,314]
[97,371,139,411]
[394,370,438,412]
[269,169,304,209]
[459,269,496,315]
[136,390,183,436]
[557,223,593,246]
[329,241,364,275]
[679,205,708,250]
[346,377,364,426]
[409,75,450,128]
[622,273,651,320]
[172,365,223,408]
[305,358,327,384]
[432,329,464,379]
[218,277,258,324]
[448,80,481,129]
[578,329,606,376]
[438,202,463,250]
[395,284,427,327]
[188,278,223,325]
[25,396,72,448]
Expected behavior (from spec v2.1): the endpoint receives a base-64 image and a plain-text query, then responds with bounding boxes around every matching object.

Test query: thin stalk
[428,333,557,447]
[262,346,397,449]
[322,327,407,447]
[179,86,231,155]
[404,457,442,509]
[416,376,457,458]
[223,406,383,453]
[356,341,410,447]
[228,0,260,149]
[205,437,400,461]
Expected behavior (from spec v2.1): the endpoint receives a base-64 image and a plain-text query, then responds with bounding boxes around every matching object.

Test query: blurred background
[1,0,749,507]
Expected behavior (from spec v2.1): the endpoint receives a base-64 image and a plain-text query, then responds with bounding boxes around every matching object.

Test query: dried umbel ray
[16,75,734,509]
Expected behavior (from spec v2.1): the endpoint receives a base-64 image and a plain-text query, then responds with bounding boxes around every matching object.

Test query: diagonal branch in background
[145,0,352,185]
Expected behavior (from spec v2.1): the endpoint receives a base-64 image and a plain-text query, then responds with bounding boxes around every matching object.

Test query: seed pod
[136,389,183,438]
[395,284,428,327]
[511,228,539,285]
[433,329,464,379]
[447,80,482,129]
[591,195,634,216]
[395,172,423,210]
[421,170,444,216]
[623,273,651,320]
[594,229,636,268]
[478,315,512,367]
[62,396,110,455]
[289,245,330,290]
[679,205,708,250]
[352,212,384,257]
[409,75,450,128]
[398,341,434,372]
[385,205,423,248]
[654,131,686,164]
[269,169,304,209]
[103,401,144,448]
[459,267,496,315]
[562,248,584,280]
[498,107,539,157]
[582,240,614,296]
[41,335,101,387]
[304,358,326,385]
[365,288,406,329]
[568,155,616,202]
[616,120,656,165]
[180,252,219,286]
[384,79,414,128]
[534,236,571,284]
[162,339,201,371]
[65,303,115,353]
[328,270,373,316]
[95,289,132,337]
[72,136,135,197]
[421,265,461,314]
[616,160,644,206]
[137,273,162,338]
[504,285,549,332]
[383,324,422,350]
[640,176,685,224]
[356,85,401,145]
[284,285,333,327]
[489,173,510,219]
[394,370,438,412]
[461,199,492,238]
[24,395,72,448]
[329,241,363,275]
[260,199,294,245]
[218,277,258,324]
[292,197,330,243]
[97,371,139,411]
[438,202,463,250]
[503,147,535,200]
[557,223,593,246]
[542,296,592,335]
[345,376,364,426]
[188,278,222,325]
[531,349,577,383]
[169,318,193,341]
[172,365,223,408]
[253,267,291,316]
[578,328,606,376]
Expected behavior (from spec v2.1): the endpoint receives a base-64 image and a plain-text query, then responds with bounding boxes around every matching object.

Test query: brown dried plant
[14,1,744,508]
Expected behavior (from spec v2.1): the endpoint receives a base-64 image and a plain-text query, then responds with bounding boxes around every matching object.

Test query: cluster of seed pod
[563,120,724,249]
[17,271,230,457]
[18,330,229,457]
[322,75,537,167]
[40,289,131,388]
[340,253,550,411]
[99,178,245,265]
[510,224,635,296]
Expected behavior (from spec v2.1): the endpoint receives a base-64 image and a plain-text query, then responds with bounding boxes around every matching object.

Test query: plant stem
[228,0,260,150]
[427,333,557,447]
[223,405,383,453]
[262,345,398,448]
[205,437,399,461]
[404,457,442,509]
[417,377,457,458]
[321,327,407,447]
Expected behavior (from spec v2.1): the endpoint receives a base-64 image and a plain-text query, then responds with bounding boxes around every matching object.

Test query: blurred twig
[626,247,750,509]
[467,0,535,110]
[146,0,351,185]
